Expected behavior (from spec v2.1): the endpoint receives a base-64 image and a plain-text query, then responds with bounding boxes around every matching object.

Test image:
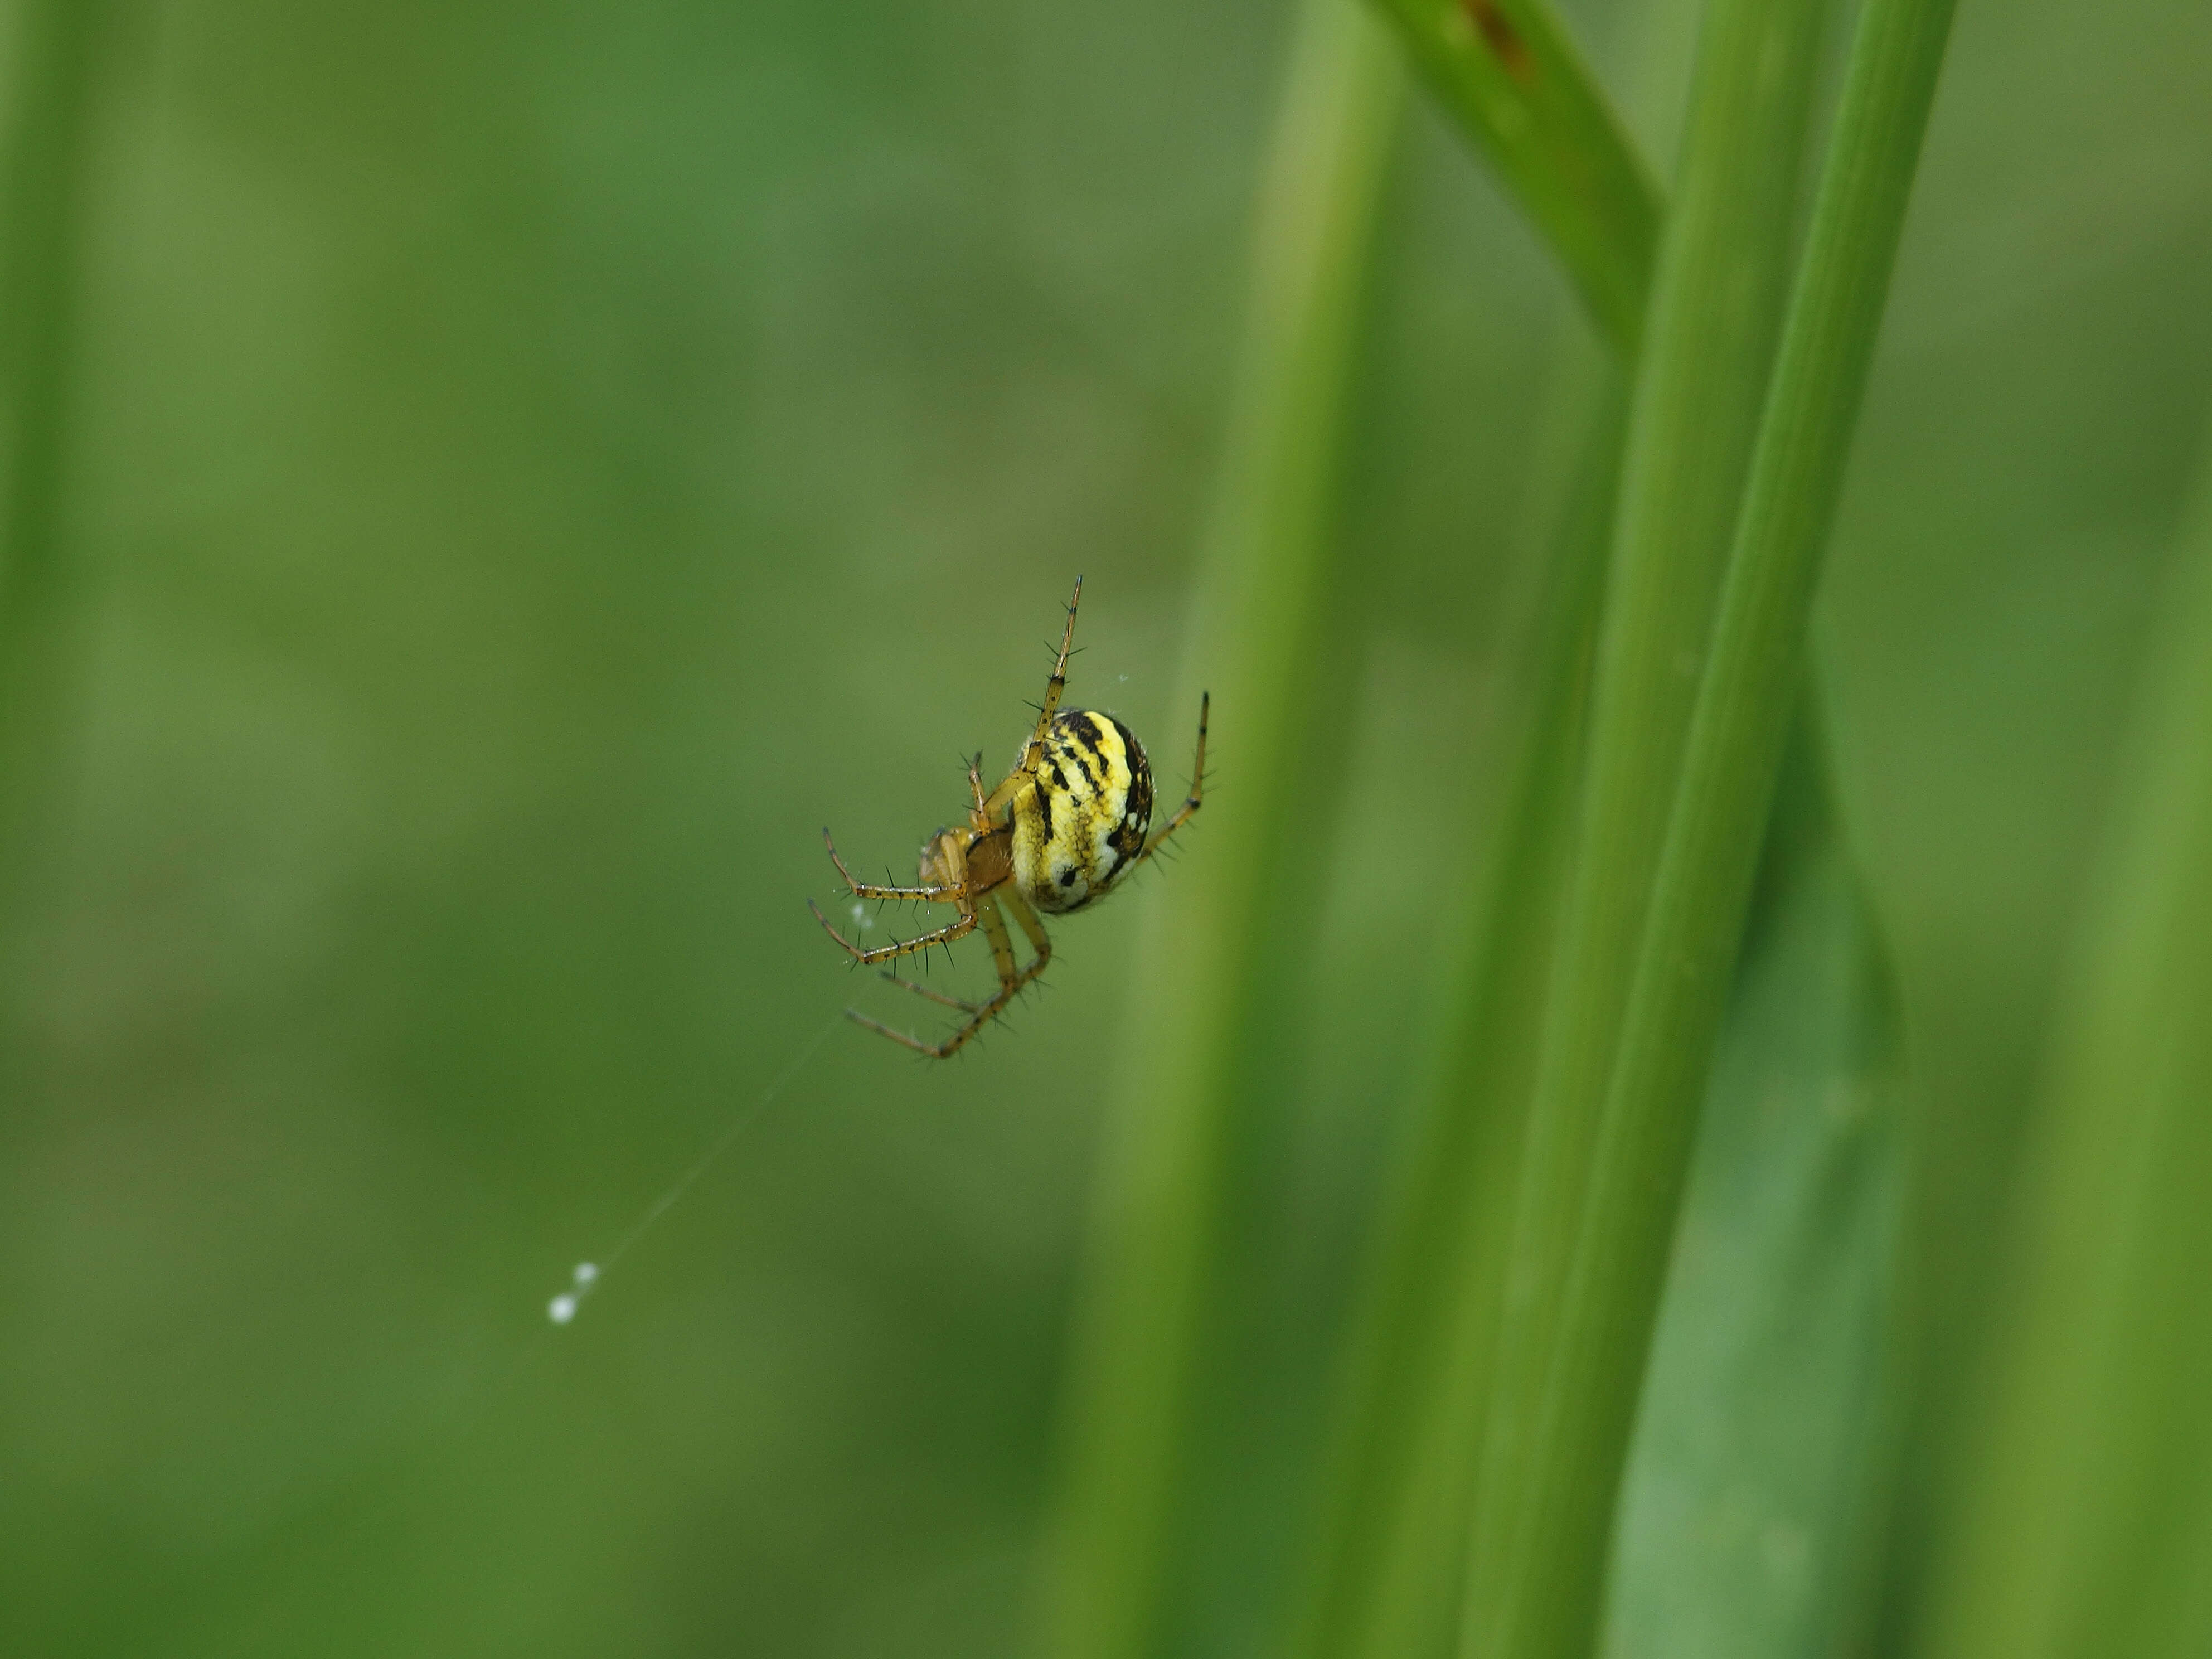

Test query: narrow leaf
[1495,0,1956,1653]
[1293,345,1626,1659]
[1036,7,1404,1657]
[1467,0,1844,1647]
[1927,429,2212,1659]
[0,0,111,838]
[1367,0,1658,354]
[1604,730,1904,1659]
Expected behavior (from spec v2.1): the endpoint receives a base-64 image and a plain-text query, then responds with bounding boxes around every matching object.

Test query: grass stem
[1476,0,1956,1651]
[1036,7,1403,1656]
[1464,0,1844,1647]
[1926,423,2212,1659]
[0,0,109,798]
[1366,0,1657,354]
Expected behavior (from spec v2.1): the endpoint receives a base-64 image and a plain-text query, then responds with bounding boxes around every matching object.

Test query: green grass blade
[1035,6,1403,1656]
[1285,9,1652,1655]
[1292,343,1626,1659]
[1495,0,1956,1652]
[1464,0,1842,1648]
[0,0,110,820]
[1366,0,1657,355]
[1287,0,1651,1629]
[1603,724,1904,1659]
[1925,431,2212,1659]
[0,0,104,592]
[1313,2,1912,1653]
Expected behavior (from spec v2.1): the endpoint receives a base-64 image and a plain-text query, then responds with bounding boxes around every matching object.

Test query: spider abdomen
[1011,710,1153,914]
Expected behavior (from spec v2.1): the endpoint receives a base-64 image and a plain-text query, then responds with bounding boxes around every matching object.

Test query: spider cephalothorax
[809,578,1206,1057]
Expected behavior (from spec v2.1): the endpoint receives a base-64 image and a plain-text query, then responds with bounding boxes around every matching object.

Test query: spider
[809,576,1206,1058]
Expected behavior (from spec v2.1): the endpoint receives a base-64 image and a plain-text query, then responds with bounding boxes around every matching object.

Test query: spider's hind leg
[1129,690,1209,870]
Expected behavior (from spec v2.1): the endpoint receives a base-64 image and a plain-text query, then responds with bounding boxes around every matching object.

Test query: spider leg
[845,1007,983,1054]
[851,890,1053,1059]
[981,576,1082,821]
[821,826,960,901]
[977,890,1023,986]
[1127,690,1208,870]
[880,970,983,1012]
[966,753,989,822]
[810,896,974,966]
[1000,888,1053,972]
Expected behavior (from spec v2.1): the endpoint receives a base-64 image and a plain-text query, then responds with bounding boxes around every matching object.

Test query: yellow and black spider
[809,577,1206,1058]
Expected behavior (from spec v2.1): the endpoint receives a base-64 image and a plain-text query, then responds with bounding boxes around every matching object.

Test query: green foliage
[1927,430,2212,1658]
[1466,0,1848,1648]
[1293,343,1623,1659]
[1480,0,1955,1651]
[1604,727,1903,1659]
[1039,7,1404,1657]
[0,1,2205,1657]
[1293,6,1920,1656]
[1366,0,1658,353]
[0,0,111,842]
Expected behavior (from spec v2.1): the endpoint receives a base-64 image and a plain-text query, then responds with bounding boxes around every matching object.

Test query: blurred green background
[0,0,2207,1654]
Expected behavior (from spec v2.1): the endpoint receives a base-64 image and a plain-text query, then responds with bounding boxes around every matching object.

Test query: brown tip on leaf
[1463,0,1535,83]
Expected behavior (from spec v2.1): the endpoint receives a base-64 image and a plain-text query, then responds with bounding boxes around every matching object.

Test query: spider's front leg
[853,891,1054,1059]
[966,753,989,822]
[820,826,961,902]
[880,889,1052,1057]
[982,576,1083,821]
[808,896,976,966]
[880,972,983,1012]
